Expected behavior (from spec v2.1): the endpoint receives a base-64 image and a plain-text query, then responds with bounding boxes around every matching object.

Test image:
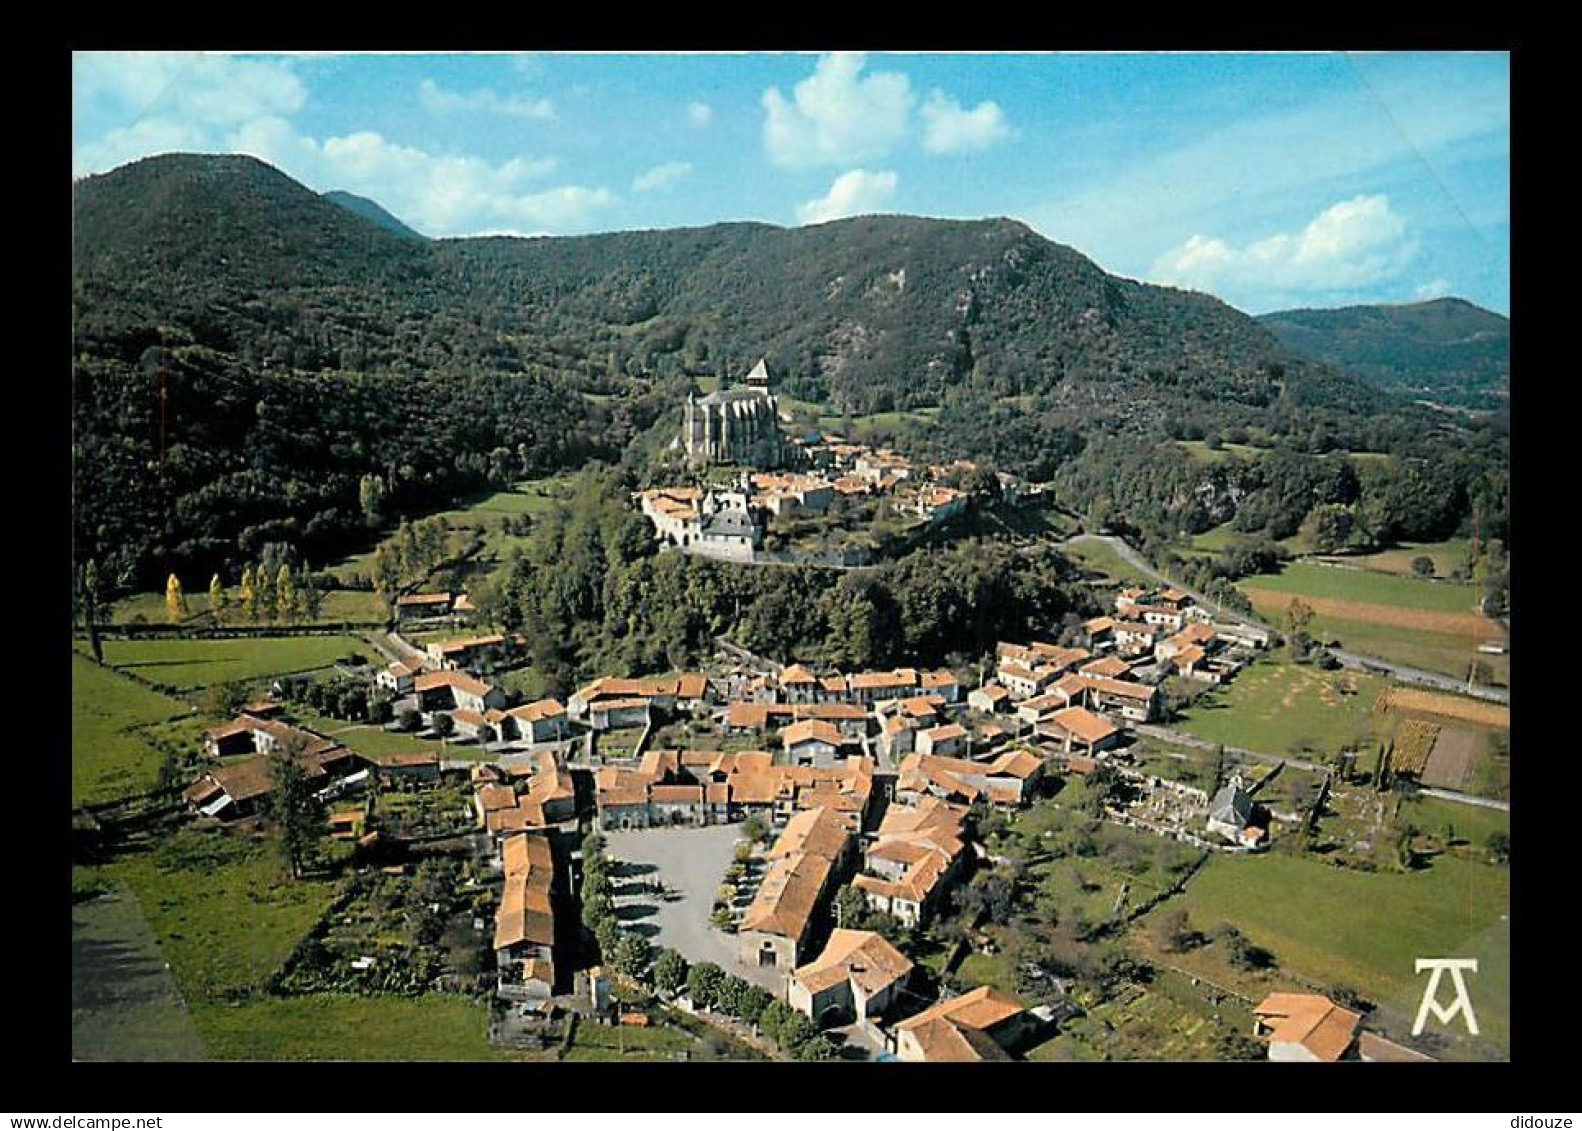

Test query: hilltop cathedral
[681,358,786,468]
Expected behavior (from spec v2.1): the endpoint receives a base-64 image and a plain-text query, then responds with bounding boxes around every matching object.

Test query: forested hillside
[1259,298,1509,412]
[72,153,1507,592]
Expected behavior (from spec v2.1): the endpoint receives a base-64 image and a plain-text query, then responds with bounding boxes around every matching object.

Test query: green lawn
[1241,560,1484,615]
[190,994,512,1061]
[1317,538,1475,580]
[78,827,336,1005]
[562,1017,701,1062]
[1173,440,1267,464]
[100,634,372,691]
[284,711,444,759]
[427,476,572,527]
[1172,850,1509,1057]
[1174,657,1392,756]
[72,654,192,806]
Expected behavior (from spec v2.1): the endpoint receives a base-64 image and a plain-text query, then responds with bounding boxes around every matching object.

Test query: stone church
[681,358,785,468]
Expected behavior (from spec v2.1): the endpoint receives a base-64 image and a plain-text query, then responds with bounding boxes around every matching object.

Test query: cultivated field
[1239,561,1506,682]
[1378,687,1510,731]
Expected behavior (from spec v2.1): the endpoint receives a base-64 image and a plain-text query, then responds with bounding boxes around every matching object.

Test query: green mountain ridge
[1258,298,1509,412]
[322,189,427,241]
[72,153,1485,589]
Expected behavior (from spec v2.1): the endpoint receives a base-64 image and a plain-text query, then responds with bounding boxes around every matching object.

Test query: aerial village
[163,360,1458,1064]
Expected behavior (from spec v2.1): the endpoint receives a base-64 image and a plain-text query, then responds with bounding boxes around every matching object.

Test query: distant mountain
[323,189,426,241]
[1258,298,1509,411]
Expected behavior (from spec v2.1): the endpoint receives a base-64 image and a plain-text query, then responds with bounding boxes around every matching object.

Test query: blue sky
[72,51,1509,315]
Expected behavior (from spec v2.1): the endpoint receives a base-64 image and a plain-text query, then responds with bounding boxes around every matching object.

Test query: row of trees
[169,562,328,627]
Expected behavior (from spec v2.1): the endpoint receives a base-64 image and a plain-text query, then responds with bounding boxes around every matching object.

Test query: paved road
[1061,533,1510,704]
[603,825,784,993]
[1133,722,1509,811]
[1420,787,1510,812]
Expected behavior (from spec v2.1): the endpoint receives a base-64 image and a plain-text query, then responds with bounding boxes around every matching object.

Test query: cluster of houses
[185,704,440,821]
[645,359,1044,563]
[783,925,1046,1061]
[179,571,1284,1057]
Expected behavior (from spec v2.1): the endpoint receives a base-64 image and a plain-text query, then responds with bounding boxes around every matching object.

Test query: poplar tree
[209,573,226,627]
[240,565,260,624]
[165,573,187,623]
[275,563,296,624]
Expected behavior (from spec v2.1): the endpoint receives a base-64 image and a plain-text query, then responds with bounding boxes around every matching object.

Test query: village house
[778,663,822,705]
[877,715,918,761]
[915,722,968,759]
[497,698,569,746]
[474,754,579,836]
[893,985,1039,1062]
[737,806,854,972]
[394,591,456,624]
[749,472,835,519]
[1079,655,1132,680]
[967,683,1011,714]
[1082,616,1116,647]
[783,719,844,767]
[1252,992,1362,1062]
[851,798,970,928]
[788,929,915,1028]
[920,669,960,703]
[896,748,1043,808]
[1206,775,1265,848]
[846,668,921,706]
[1076,673,1159,723]
[413,669,507,716]
[494,831,559,1001]
[1110,620,1161,655]
[569,673,710,720]
[375,657,428,696]
[1036,705,1121,757]
[426,633,515,672]
[185,755,327,820]
[370,749,441,784]
[637,483,765,562]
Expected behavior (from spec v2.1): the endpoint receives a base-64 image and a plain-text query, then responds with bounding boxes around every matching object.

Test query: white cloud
[1414,278,1452,300]
[1149,194,1419,308]
[632,161,693,193]
[1027,59,1507,282]
[687,101,713,127]
[763,53,913,168]
[796,169,898,225]
[73,52,307,128]
[418,78,554,120]
[224,117,609,236]
[920,90,1010,154]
